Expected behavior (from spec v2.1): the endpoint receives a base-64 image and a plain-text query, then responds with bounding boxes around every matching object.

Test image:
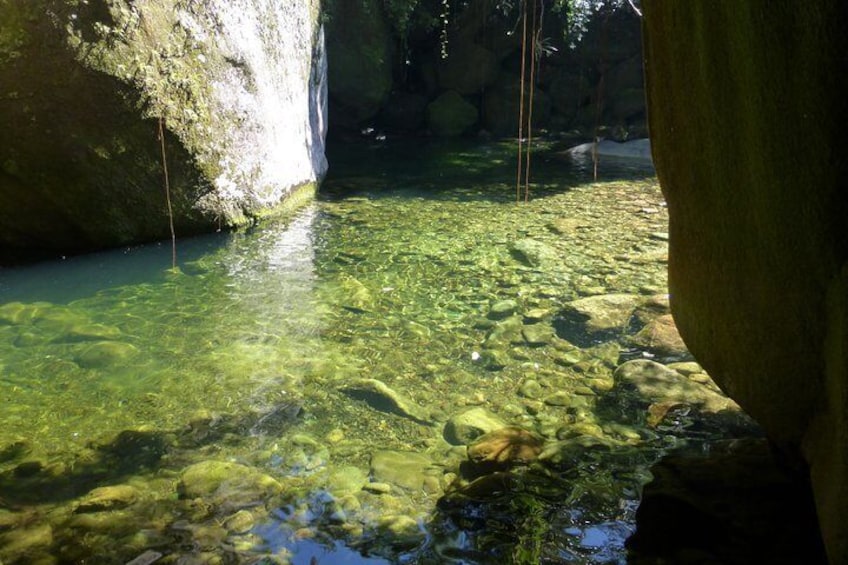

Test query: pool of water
[0,139,758,563]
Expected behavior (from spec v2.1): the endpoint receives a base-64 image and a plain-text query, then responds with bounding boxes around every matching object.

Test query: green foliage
[381,0,423,37]
[322,0,638,59]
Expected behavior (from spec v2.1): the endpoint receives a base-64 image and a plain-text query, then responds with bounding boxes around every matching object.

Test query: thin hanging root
[524,0,539,203]
[158,117,177,269]
[592,10,611,181]
[516,0,528,203]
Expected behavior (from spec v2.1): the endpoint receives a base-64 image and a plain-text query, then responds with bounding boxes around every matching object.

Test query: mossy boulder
[437,40,499,95]
[643,2,848,561]
[325,0,393,128]
[0,0,327,264]
[378,92,429,132]
[426,91,478,137]
[482,76,552,137]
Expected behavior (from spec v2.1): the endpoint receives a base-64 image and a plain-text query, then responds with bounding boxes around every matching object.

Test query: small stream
[0,140,760,564]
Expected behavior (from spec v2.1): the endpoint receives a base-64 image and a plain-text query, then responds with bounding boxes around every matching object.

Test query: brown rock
[629,313,688,357]
[467,427,544,468]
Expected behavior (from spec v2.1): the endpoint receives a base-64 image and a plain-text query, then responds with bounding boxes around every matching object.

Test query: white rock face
[1,0,327,262]
[565,139,653,162]
[74,0,328,223]
[184,0,328,218]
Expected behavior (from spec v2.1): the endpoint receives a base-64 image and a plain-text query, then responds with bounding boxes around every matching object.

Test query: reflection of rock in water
[627,438,826,564]
[249,402,303,436]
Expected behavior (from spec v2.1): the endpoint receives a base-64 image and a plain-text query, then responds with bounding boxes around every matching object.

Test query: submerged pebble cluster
[0,141,759,564]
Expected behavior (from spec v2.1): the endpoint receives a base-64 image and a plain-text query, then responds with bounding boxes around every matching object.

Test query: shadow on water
[0,400,304,508]
[0,231,230,304]
[322,137,655,204]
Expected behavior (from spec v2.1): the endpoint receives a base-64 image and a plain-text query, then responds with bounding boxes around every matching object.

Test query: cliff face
[0,0,327,264]
[642,2,848,562]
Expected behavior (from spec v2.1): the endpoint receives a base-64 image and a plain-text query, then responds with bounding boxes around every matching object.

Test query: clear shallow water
[0,140,756,564]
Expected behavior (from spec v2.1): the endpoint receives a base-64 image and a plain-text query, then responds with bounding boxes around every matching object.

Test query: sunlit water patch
[0,140,760,564]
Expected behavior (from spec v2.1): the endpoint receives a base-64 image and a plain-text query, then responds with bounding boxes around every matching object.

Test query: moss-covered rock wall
[324,0,393,129]
[0,0,327,264]
[324,0,645,140]
[642,2,848,561]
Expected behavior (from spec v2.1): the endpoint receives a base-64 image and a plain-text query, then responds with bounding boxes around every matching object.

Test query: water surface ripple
[0,140,758,564]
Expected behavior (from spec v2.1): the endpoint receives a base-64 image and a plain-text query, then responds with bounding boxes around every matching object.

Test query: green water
[0,140,757,564]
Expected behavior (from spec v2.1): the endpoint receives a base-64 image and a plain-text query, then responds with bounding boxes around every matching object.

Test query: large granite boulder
[0,0,327,264]
[642,2,848,561]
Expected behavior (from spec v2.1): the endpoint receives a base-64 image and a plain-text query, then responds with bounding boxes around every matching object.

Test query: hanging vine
[157,117,177,270]
[515,0,545,203]
[515,0,528,203]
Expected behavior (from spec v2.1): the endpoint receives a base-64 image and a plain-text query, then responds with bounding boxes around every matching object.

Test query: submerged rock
[376,514,424,548]
[488,299,518,320]
[444,407,507,445]
[370,450,437,491]
[627,313,688,358]
[337,274,374,313]
[0,523,53,562]
[0,440,32,464]
[483,315,524,349]
[75,484,140,513]
[223,510,256,535]
[521,322,556,346]
[74,340,139,369]
[340,378,431,424]
[556,293,642,346]
[327,465,368,497]
[0,302,35,325]
[64,323,124,343]
[613,359,738,414]
[178,460,282,511]
[538,434,618,469]
[509,239,560,269]
[547,217,591,236]
[249,401,303,436]
[466,427,544,469]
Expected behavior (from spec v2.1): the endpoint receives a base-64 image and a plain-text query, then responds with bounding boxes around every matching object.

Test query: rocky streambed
[0,141,769,563]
